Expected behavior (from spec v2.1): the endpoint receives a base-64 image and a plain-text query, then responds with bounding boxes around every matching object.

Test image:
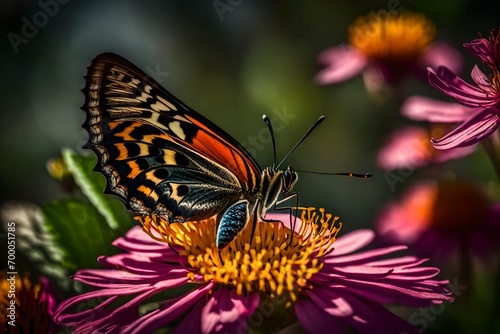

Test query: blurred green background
[1,0,499,234]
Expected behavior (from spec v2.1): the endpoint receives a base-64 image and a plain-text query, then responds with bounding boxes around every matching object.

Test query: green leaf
[42,198,121,271]
[62,148,134,231]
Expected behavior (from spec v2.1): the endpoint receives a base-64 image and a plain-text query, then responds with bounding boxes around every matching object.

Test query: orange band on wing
[186,118,259,189]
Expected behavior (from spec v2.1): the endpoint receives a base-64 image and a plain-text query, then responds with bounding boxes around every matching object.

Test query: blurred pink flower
[1,272,58,333]
[376,181,500,261]
[427,29,500,149]
[54,210,453,334]
[377,126,476,170]
[316,12,462,91]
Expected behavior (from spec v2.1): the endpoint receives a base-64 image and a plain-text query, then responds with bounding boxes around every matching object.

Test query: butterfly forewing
[82,53,262,222]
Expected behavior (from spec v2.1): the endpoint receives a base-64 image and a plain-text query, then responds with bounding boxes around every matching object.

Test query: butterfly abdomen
[216,200,250,249]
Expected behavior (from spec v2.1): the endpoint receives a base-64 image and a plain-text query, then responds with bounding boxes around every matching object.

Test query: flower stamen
[139,207,341,302]
[349,11,435,62]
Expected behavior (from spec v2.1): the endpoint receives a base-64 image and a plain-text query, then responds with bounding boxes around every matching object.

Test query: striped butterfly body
[83,53,298,249]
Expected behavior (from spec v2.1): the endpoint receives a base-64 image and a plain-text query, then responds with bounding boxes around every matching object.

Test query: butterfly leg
[266,192,299,245]
[248,208,259,247]
[216,200,250,249]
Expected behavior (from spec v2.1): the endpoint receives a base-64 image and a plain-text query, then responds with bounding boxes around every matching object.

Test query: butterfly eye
[283,167,298,192]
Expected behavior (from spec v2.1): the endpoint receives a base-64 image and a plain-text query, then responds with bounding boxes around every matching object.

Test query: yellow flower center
[0,271,51,333]
[349,11,435,62]
[139,207,341,302]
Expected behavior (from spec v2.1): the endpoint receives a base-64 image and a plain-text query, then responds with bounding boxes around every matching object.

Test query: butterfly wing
[82,52,262,222]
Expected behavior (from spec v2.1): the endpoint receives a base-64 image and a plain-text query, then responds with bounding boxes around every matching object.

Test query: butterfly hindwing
[82,53,261,222]
[100,127,243,221]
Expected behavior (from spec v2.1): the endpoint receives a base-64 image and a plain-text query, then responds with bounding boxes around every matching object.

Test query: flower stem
[482,134,500,181]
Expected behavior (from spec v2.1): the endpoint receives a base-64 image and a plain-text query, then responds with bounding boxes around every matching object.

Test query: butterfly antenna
[294,170,373,178]
[263,115,277,168]
[276,115,326,169]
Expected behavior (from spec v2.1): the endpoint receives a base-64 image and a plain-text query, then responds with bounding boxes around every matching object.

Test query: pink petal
[330,264,439,280]
[320,275,452,306]
[325,245,408,265]
[402,96,473,122]
[74,268,190,288]
[362,65,386,94]
[295,299,343,334]
[432,108,500,149]
[265,213,291,223]
[302,287,422,333]
[315,45,367,84]
[470,66,500,99]
[55,294,118,324]
[372,123,474,167]
[322,265,394,279]
[125,283,213,334]
[306,288,353,317]
[471,65,493,88]
[201,288,260,334]
[420,42,464,74]
[113,226,178,257]
[463,37,495,66]
[98,254,188,276]
[172,299,205,334]
[377,126,433,171]
[375,182,436,245]
[328,230,375,256]
[433,144,477,162]
[332,290,422,333]
[427,67,494,107]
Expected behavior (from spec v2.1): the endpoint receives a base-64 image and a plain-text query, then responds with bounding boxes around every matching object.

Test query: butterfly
[82,53,299,249]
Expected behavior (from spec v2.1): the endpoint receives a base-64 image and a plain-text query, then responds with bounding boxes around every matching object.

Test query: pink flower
[377,95,478,171]
[376,181,500,261]
[1,272,59,333]
[427,29,500,149]
[54,209,453,333]
[316,11,462,92]
[377,126,476,170]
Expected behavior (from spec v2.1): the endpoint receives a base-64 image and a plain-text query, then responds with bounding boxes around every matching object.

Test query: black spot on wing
[153,168,169,180]
[132,88,142,97]
[148,145,162,156]
[176,184,189,197]
[175,152,189,167]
